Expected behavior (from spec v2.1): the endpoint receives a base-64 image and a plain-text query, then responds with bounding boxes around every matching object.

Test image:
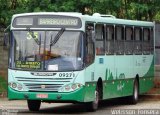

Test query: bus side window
[143,28,150,54]
[134,27,142,54]
[85,23,95,65]
[95,24,105,55]
[115,26,124,55]
[106,25,114,55]
[125,27,133,55]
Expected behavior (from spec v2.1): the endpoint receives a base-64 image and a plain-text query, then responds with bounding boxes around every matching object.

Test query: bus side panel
[115,55,134,97]
[97,56,116,99]
[122,79,134,97]
[99,55,134,99]
[103,78,134,99]
[84,82,96,102]
[139,77,154,94]
[103,80,121,99]
[84,64,96,102]
[139,57,154,94]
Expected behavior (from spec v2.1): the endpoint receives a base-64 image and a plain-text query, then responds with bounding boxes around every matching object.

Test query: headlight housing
[9,82,24,91]
[58,83,83,92]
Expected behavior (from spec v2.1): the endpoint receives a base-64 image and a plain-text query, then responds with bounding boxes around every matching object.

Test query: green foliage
[1,0,160,27]
[0,76,7,92]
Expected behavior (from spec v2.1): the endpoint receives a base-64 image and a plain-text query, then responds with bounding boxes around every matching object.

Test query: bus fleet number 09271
[59,73,75,78]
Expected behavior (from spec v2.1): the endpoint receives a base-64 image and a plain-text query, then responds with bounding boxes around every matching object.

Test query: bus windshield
[11,30,84,71]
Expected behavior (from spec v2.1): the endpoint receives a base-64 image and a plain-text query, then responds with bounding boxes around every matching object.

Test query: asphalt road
[0,95,160,115]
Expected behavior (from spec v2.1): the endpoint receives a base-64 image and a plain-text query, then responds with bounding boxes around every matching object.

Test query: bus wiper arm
[26,27,40,45]
[50,28,65,46]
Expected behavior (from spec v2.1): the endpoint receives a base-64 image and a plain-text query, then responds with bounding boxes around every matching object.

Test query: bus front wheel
[86,86,99,112]
[27,100,41,111]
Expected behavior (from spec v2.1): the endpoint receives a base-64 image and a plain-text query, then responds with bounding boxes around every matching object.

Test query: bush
[0,76,7,93]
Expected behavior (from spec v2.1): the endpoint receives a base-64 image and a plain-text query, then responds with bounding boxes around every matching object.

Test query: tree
[1,0,160,27]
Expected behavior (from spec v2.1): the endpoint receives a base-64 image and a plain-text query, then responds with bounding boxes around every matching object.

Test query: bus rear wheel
[27,100,41,111]
[131,79,139,104]
[86,86,99,112]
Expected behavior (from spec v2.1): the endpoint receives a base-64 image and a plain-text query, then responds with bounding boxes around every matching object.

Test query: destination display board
[38,18,78,26]
[12,15,82,28]
[16,17,33,26]
[15,61,41,69]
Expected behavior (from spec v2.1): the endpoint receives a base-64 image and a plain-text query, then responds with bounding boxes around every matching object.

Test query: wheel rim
[93,89,99,109]
[134,82,138,101]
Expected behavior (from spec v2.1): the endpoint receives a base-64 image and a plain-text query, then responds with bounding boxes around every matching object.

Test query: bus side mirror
[3,32,9,50]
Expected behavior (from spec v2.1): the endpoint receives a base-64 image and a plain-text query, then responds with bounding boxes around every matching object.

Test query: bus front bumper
[8,86,85,102]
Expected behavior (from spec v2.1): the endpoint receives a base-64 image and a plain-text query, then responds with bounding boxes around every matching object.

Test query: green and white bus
[7,12,154,111]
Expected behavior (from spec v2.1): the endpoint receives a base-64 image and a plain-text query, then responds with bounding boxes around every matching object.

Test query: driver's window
[85,23,95,65]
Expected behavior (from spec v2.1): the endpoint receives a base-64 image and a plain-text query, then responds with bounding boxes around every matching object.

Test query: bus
[7,12,154,111]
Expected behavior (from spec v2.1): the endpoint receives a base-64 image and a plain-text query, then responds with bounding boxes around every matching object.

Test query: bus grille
[15,77,72,92]
[24,83,62,92]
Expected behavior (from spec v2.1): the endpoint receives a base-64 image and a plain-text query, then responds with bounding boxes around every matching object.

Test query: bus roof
[12,12,154,27]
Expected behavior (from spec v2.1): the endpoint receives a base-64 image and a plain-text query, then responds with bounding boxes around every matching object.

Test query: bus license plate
[36,94,48,98]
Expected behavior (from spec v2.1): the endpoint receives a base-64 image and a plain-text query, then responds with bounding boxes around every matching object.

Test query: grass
[0,76,7,93]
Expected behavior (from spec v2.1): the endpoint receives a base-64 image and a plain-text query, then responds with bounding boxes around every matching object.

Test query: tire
[131,79,139,104]
[27,100,41,111]
[86,86,99,112]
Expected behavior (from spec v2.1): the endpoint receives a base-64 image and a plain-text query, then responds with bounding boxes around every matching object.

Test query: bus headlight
[9,82,23,91]
[17,84,23,90]
[58,83,83,92]
[12,82,17,89]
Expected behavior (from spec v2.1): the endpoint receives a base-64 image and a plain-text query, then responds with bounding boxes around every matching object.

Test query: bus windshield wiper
[26,27,40,45]
[50,28,65,46]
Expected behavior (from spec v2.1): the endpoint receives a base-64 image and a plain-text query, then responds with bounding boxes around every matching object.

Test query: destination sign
[38,18,78,26]
[13,15,82,28]
[16,61,41,69]
[16,17,33,26]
